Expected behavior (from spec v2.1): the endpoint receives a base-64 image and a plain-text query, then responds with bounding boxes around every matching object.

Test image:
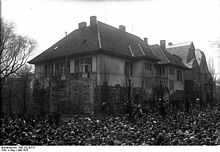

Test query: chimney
[119,25,126,32]
[144,38,148,45]
[160,40,166,50]
[78,22,87,29]
[90,16,97,26]
[168,42,172,46]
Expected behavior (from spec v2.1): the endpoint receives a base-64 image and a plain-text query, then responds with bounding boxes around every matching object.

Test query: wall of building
[184,69,193,80]
[35,64,45,78]
[170,67,184,92]
[155,66,168,87]
[132,60,144,88]
[34,55,156,90]
[98,54,125,86]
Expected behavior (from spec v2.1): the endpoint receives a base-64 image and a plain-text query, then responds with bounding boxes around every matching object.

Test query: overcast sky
[2,0,220,78]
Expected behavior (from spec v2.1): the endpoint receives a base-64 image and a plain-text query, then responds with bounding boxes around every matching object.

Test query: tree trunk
[0,79,3,116]
[8,81,12,115]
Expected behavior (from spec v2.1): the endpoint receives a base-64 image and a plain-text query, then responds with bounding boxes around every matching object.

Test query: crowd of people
[1,108,220,145]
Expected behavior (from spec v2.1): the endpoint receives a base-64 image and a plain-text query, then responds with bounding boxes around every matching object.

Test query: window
[49,61,70,79]
[161,68,165,74]
[66,61,70,75]
[45,64,53,78]
[125,61,133,76]
[75,60,79,73]
[60,62,65,76]
[169,67,174,75]
[45,65,48,78]
[74,57,92,78]
[157,67,165,75]
[177,70,182,81]
[145,62,152,71]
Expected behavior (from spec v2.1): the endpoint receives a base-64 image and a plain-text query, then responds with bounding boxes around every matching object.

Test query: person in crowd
[1,108,220,145]
[124,98,133,120]
[185,98,190,113]
[158,99,166,117]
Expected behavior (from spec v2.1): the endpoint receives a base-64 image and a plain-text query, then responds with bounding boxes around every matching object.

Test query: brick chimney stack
[78,22,87,29]
[144,38,148,45]
[160,40,166,50]
[90,16,97,26]
[119,25,126,32]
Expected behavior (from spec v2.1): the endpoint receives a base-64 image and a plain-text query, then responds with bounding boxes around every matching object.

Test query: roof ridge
[167,41,192,48]
[98,21,143,42]
[169,41,192,45]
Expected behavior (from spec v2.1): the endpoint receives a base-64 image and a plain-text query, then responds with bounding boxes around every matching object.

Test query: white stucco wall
[132,60,144,88]
[98,54,125,86]
[35,64,44,78]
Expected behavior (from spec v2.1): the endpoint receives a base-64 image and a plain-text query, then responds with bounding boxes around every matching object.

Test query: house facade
[166,42,209,105]
[29,16,161,115]
[150,40,188,104]
[195,49,215,106]
[29,16,211,115]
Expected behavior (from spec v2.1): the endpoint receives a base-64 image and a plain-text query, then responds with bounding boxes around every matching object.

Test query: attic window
[54,46,58,49]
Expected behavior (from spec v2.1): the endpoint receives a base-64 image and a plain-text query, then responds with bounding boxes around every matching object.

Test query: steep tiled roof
[98,22,157,59]
[166,42,198,69]
[29,20,159,64]
[29,25,100,64]
[195,49,209,73]
[150,45,188,69]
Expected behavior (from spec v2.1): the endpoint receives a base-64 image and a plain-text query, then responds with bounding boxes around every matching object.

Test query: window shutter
[70,60,75,73]
[92,56,96,72]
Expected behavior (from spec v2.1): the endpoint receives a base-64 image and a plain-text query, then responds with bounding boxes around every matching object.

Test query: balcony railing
[155,74,168,79]
[155,74,168,87]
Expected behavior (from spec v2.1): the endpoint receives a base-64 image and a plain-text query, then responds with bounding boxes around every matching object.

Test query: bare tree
[16,64,34,117]
[0,20,36,114]
[209,39,220,57]
[210,39,220,49]
[0,20,36,87]
[121,75,132,100]
[101,63,110,85]
[100,64,110,114]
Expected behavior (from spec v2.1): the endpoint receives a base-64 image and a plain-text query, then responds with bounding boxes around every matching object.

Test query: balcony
[155,74,168,87]
[68,72,96,80]
[155,74,168,79]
